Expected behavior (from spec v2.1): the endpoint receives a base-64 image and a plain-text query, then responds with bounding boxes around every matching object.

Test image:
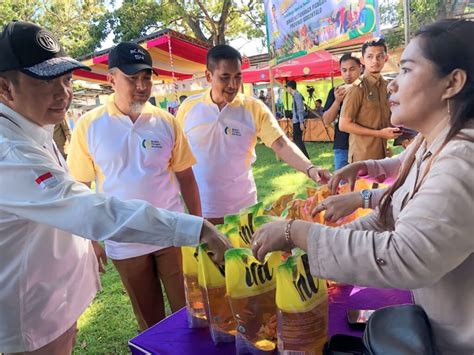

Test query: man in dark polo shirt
[322,54,362,170]
[339,38,401,163]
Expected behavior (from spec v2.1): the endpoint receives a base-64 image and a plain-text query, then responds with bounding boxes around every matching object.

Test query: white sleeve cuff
[174,213,203,247]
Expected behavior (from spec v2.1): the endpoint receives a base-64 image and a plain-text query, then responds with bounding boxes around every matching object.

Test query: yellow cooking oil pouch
[238,201,264,220]
[198,243,236,344]
[225,248,281,354]
[181,246,207,328]
[265,193,295,216]
[236,215,280,248]
[276,253,328,355]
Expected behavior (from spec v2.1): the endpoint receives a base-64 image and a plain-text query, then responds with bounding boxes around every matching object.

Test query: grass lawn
[74,141,335,354]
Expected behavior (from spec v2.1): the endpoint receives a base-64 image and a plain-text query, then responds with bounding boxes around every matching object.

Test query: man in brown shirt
[340,38,401,163]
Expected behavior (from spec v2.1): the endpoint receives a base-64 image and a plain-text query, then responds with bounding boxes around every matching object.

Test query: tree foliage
[0,0,107,58]
[103,0,265,46]
[381,0,470,49]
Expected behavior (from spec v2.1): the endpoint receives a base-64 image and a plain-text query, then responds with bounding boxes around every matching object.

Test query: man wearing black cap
[67,42,202,331]
[0,21,230,354]
[285,80,310,158]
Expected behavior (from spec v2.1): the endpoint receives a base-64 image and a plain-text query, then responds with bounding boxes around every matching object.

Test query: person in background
[285,79,310,158]
[323,54,362,170]
[67,42,201,331]
[53,119,71,159]
[0,20,230,354]
[339,38,402,162]
[314,98,324,117]
[176,45,330,224]
[251,19,474,354]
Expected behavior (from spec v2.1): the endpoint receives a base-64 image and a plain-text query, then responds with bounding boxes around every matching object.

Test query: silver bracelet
[285,219,295,249]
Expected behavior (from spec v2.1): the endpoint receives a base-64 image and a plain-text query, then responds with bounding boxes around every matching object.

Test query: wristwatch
[360,189,372,209]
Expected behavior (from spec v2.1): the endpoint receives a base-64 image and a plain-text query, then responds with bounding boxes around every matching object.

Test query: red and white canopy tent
[73,29,212,84]
[242,50,340,83]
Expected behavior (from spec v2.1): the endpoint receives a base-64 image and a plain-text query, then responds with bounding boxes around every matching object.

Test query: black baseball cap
[0,21,90,79]
[285,80,297,89]
[108,42,156,75]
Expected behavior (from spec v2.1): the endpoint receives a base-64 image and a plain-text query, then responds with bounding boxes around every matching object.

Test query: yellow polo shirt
[176,90,283,218]
[67,95,196,259]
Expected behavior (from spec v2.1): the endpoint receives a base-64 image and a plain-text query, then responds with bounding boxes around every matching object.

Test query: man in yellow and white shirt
[68,42,201,331]
[177,45,331,224]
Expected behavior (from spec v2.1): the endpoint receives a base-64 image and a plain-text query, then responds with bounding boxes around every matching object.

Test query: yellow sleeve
[66,115,97,182]
[175,101,189,127]
[169,115,196,172]
[250,98,284,147]
[340,86,363,122]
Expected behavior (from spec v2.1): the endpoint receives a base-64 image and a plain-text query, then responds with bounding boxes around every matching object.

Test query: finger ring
[253,240,259,247]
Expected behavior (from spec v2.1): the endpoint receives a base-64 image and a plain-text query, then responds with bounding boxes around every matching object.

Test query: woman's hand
[328,162,368,194]
[312,192,363,222]
[251,220,312,262]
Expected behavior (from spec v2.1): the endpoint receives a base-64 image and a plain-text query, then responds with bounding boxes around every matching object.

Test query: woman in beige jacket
[252,19,474,354]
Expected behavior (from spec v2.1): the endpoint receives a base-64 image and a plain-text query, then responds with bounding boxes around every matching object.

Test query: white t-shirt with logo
[68,95,196,259]
[177,90,283,218]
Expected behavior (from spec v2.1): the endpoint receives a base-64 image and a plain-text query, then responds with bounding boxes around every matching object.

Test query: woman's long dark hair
[379,19,474,224]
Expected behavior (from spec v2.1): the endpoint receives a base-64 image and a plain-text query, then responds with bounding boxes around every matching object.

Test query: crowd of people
[0,17,473,355]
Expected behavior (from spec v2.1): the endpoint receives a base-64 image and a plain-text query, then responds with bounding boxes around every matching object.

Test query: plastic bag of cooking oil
[265,193,295,216]
[181,246,208,328]
[239,202,264,220]
[198,243,236,344]
[225,202,265,231]
[276,253,328,355]
[225,202,276,248]
[225,248,281,354]
[236,215,280,248]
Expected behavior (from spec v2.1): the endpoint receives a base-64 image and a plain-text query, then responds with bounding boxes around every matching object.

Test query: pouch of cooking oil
[198,243,236,344]
[181,246,207,328]
[276,253,328,355]
[225,248,281,354]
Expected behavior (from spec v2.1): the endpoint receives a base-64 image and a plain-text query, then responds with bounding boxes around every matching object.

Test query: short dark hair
[339,53,361,66]
[285,80,297,90]
[316,99,322,104]
[206,45,242,72]
[361,38,387,56]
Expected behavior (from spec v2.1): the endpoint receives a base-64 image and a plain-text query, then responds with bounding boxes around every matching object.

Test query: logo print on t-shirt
[142,139,162,149]
[224,126,241,137]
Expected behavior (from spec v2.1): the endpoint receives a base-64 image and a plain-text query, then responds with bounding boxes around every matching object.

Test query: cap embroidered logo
[35,30,60,53]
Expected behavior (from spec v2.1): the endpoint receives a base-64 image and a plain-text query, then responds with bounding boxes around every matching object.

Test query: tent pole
[268,67,276,116]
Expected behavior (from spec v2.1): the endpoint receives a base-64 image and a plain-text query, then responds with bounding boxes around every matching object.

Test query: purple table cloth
[129,285,412,355]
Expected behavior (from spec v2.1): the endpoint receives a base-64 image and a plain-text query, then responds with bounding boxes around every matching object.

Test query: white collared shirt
[0,104,203,352]
[177,90,283,218]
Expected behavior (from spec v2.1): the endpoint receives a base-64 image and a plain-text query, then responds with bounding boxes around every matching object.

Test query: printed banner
[265,0,379,65]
